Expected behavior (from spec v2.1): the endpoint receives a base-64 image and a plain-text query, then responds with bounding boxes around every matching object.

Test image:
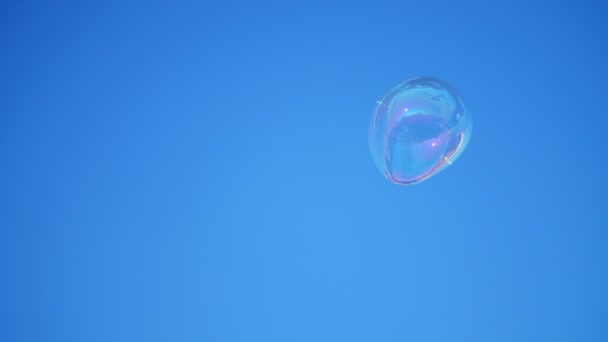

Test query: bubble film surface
[368,77,472,185]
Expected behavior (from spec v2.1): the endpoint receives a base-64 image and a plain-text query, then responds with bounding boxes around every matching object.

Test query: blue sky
[1,0,607,341]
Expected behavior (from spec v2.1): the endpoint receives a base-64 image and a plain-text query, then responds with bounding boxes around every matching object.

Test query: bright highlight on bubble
[368,77,472,185]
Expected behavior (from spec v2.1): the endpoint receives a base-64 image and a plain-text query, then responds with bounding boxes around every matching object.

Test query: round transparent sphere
[368,77,472,185]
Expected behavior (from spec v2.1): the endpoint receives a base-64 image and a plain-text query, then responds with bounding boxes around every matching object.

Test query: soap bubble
[368,77,472,185]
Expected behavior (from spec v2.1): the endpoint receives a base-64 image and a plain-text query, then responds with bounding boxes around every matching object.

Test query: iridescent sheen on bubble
[368,77,472,185]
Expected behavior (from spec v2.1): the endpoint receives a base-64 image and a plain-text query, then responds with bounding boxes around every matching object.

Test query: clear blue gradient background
[1,1,607,341]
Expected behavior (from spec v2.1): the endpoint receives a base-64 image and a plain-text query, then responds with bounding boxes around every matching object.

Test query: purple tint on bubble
[369,77,472,185]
